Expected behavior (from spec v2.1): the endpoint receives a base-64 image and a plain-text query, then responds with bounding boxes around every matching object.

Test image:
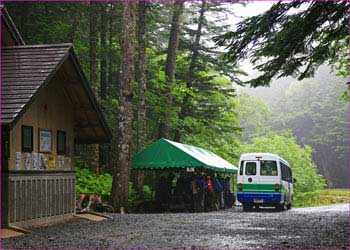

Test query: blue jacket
[214,178,223,192]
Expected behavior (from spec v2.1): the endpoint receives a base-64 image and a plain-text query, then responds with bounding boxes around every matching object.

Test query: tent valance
[132,138,237,173]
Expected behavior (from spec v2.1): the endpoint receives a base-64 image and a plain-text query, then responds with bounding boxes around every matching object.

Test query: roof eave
[68,47,112,142]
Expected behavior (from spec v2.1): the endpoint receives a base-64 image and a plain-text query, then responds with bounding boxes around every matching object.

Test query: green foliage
[215,2,349,87]
[76,164,154,204]
[293,189,350,208]
[144,47,242,163]
[237,92,271,141]
[238,131,325,194]
[128,183,154,204]
[179,71,242,163]
[268,69,347,188]
[76,166,112,196]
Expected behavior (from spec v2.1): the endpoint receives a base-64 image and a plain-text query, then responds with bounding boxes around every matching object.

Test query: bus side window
[287,167,292,182]
[239,161,244,175]
[281,162,287,181]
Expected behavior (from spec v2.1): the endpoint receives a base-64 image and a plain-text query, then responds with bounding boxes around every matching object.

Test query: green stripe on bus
[238,183,283,193]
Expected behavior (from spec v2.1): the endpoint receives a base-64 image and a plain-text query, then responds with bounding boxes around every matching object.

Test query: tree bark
[99,2,108,171]
[108,3,114,95]
[174,0,206,142]
[90,2,98,95]
[111,2,137,211]
[159,2,184,138]
[100,3,108,100]
[134,2,148,197]
[89,2,100,175]
[66,12,82,43]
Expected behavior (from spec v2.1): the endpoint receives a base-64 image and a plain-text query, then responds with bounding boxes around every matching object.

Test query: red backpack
[206,179,213,192]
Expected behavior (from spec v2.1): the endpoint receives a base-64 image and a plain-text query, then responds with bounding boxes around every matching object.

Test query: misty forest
[5,1,348,211]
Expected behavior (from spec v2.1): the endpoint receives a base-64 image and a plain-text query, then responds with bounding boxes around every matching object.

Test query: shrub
[76,166,112,196]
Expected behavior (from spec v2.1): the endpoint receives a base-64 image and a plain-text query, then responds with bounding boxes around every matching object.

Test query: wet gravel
[3,204,349,249]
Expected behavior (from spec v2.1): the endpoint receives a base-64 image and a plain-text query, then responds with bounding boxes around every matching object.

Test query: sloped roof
[1,44,112,143]
[2,44,70,124]
[132,138,238,173]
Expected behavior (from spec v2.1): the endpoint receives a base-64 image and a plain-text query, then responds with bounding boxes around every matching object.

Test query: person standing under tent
[224,176,234,208]
[197,172,206,212]
[205,175,214,211]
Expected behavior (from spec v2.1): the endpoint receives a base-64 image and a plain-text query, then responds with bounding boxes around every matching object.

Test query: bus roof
[239,153,290,167]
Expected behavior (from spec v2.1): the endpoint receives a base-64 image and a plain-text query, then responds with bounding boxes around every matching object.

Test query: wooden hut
[1,7,111,228]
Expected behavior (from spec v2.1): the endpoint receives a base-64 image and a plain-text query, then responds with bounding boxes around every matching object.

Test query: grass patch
[294,189,350,208]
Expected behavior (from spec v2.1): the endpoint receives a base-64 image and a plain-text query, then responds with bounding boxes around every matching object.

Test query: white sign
[32,153,38,170]
[57,155,64,168]
[65,157,71,170]
[39,153,47,170]
[16,152,21,170]
[25,153,31,170]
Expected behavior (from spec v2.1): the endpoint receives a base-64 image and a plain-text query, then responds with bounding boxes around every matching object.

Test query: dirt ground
[2,203,349,249]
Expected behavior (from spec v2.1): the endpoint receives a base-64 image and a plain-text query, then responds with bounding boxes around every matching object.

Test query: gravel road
[3,204,349,249]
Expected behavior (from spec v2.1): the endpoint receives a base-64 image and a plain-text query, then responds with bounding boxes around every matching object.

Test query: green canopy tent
[132,138,237,173]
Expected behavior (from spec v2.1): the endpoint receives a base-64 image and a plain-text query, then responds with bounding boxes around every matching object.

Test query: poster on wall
[48,156,55,168]
[57,155,64,168]
[32,153,38,170]
[39,129,52,153]
[65,157,71,170]
[16,152,21,170]
[39,153,47,170]
[25,153,31,170]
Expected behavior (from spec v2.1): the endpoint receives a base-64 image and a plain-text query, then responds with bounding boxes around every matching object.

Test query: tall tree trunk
[99,2,108,171]
[106,3,116,175]
[66,12,82,43]
[174,0,206,142]
[111,2,136,212]
[159,2,184,138]
[108,3,114,96]
[90,2,98,95]
[100,3,108,100]
[134,2,148,197]
[89,1,100,175]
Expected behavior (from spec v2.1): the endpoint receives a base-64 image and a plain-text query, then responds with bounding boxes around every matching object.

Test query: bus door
[259,160,279,186]
[243,161,259,188]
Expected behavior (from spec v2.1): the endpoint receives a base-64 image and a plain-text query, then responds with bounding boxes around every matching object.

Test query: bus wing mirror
[293,178,297,183]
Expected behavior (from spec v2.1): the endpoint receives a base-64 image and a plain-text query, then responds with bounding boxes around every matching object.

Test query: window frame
[56,130,67,155]
[239,161,244,175]
[280,161,292,182]
[22,125,33,152]
[245,162,257,176]
[260,160,278,176]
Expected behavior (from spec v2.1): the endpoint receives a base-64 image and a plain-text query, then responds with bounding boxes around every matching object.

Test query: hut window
[57,131,66,155]
[22,125,33,152]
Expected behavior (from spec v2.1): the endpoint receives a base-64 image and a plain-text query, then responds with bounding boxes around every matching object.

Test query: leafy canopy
[214,1,349,87]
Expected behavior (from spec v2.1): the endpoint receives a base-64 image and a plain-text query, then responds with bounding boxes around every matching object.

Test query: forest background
[6,1,349,209]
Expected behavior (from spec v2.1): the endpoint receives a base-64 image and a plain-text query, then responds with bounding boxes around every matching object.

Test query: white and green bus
[237,153,295,211]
